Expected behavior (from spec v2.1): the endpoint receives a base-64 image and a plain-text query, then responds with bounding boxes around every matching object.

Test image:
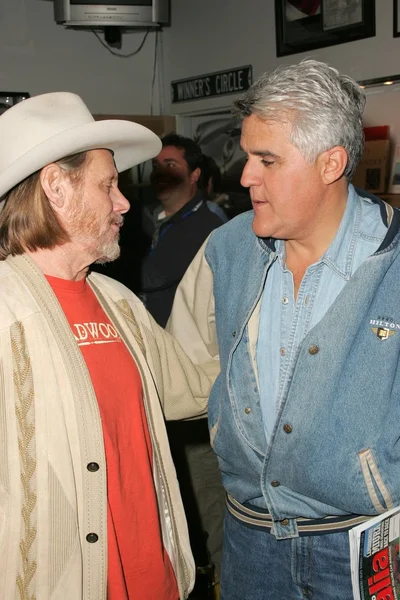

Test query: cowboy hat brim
[0,118,161,199]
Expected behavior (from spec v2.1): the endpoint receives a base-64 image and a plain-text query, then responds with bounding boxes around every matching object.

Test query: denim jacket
[168,190,400,540]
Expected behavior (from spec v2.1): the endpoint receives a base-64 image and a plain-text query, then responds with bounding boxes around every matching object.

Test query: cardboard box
[352,139,390,194]
[388,144,400,194]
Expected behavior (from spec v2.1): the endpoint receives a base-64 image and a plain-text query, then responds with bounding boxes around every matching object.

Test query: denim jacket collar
[260,185,381,282]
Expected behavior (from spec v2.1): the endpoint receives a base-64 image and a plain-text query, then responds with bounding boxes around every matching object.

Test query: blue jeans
[220,510,354,599]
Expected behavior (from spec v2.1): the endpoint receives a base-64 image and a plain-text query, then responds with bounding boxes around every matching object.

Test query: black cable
[91,27,151,57]
[150,28,159,115]
[137,162,144,185]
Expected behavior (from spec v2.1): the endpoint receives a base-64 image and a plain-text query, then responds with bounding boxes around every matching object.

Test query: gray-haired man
[167,60,400,599]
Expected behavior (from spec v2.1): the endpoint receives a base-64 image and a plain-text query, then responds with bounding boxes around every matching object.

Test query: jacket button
[281,518,289,526]
[86,533,99,543]
[244,407,251,414]
[87,462,100,472]
[283,424,293,434]
[232,331,237,338]
[308,345,319,355]
[271,480,280,487]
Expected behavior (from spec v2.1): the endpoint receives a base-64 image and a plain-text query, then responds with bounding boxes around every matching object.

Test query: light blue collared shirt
[256,186,388,442]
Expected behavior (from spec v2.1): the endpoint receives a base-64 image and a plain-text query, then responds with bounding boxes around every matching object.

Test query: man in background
[0,92,218,600]
[141,134,226,598]
[141,134,224,327]
[168,60,400,599]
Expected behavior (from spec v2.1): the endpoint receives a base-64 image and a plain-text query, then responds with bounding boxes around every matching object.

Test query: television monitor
[54,0,169,27]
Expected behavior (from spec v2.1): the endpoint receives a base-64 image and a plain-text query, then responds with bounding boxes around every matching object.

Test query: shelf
[93,114,176,137]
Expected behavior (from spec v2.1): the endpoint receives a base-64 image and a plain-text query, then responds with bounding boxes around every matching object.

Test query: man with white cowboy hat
[0,92,218,600]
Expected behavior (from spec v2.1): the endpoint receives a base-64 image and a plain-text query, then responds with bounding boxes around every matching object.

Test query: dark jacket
[141,192,223,326]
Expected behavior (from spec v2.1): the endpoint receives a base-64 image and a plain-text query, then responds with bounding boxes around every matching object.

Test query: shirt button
[271,480,280,488]
[280,347,286,356]
[232,331,237,338]
[86,533,99,543]
[283,424,293,434]
[308,345,319,355]
[244,407,251,414]
[281,518,289,526]
[87,462,100,472]
[282,297,289,305]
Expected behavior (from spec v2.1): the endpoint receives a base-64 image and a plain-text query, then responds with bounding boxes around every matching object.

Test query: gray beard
[93,235,121,265]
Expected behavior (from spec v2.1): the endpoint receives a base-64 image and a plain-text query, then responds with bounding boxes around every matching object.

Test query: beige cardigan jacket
[0,254,218,600]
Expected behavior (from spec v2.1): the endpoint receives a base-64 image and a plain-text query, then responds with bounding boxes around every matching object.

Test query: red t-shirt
[47,275,179,600]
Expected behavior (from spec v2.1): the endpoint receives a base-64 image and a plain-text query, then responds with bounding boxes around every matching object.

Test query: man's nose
[114,188,130,214]
[240,160,260,188]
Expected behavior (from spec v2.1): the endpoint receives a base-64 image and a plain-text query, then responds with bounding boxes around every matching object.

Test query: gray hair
[232,60,366,179]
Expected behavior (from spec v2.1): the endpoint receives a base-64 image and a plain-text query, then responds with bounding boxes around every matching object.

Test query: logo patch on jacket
[370,317,400,341]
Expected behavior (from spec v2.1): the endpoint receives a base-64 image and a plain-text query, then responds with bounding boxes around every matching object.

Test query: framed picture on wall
[394,0,400,36]
[275,1,376,57]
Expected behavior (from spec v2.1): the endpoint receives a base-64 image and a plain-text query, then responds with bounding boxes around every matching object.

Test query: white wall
[0,0,161,114]
[162,0,400,117]
[2,1,399,128]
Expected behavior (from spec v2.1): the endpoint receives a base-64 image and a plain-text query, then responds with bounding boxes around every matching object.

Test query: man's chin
[93,243,121,265]
[252,216,272,239]
[156,187,174,201]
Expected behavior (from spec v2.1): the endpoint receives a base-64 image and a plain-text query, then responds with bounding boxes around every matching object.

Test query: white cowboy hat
[0,91,162,199]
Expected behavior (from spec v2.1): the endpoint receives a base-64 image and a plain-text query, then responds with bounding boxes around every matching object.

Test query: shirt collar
[319,184,359,279]
[273,185,360,280]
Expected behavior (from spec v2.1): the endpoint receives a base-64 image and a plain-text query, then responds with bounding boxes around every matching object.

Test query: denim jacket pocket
[209,419,219,448]
[208,379,222,448]
[358,448,393,513]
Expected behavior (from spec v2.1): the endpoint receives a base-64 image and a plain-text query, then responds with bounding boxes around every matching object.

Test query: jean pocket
[358,448,393,513]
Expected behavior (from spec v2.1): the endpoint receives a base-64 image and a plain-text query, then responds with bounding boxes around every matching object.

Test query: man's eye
[261,159,273,166]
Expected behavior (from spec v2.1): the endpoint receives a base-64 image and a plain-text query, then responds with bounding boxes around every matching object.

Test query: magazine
[349,506,400,600]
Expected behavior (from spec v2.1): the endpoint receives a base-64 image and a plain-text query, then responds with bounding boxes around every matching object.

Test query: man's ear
[319,146,348,185]
[190,167,201,186]
[40,164,68,210]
